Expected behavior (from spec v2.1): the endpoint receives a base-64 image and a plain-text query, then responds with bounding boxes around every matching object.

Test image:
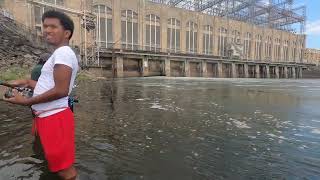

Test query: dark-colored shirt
[31,64,43,81]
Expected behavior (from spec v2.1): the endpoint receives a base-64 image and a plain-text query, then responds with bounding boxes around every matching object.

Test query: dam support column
[266,65,270,78]
[232,63,237,78]
[202,60,207,78]
[217,62,223,78]
[142,57,149,77]
[292,66,296,79]
[275,66,280,79]
[165,58,171,76]
[256,65,260,78]
[244,64,249,78]
[114,56,124,78]
[184,60,190,77]
[299,67,303,78]
[284,66,288,78]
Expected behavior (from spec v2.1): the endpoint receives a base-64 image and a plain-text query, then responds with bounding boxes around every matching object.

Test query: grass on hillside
[0,66,30,81]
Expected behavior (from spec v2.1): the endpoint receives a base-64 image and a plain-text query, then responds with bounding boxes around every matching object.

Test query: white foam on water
[298,125,316,129]
[311,129,320,134]
[231,119,251,129]
[307,89,320,91]
[294,134,303,137]
[267,133,288,140]
[136,99,145,101]
[235,85,266,87]
[281,121,292,125]
[262,114,274,119]
[192,152,199,157]
[278,136,288,140]
[165,104,184,111]
[268,133,277,138]
[254,110,262,114]
[311,120,320,123]
[150,103,168,110]
[299,145,309,149]
[0,132,7,136]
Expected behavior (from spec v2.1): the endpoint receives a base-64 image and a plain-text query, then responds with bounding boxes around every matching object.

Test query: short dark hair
[42,10,74,39]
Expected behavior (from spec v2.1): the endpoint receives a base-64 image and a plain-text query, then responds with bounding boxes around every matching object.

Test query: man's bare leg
[57,166,77,180]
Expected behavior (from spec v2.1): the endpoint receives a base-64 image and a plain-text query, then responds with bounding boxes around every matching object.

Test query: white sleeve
[53,47,76,69]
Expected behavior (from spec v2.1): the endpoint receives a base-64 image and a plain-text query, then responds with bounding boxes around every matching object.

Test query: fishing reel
[4,87,33,99]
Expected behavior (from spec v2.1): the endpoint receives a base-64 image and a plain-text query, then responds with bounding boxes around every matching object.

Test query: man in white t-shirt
[4,10,78,180]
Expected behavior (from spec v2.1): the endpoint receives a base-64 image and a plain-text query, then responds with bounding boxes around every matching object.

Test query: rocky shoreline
[0,13,48,73]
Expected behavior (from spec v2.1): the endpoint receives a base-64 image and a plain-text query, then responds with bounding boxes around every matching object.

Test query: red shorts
[34,108,75,172]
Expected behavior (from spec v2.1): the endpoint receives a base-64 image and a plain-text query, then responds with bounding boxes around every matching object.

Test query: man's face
[43,18,70,45]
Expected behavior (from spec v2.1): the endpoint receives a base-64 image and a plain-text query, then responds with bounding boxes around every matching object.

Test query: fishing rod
[0,80,16,89]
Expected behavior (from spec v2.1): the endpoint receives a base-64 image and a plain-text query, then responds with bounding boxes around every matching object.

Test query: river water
[0,77,320,180]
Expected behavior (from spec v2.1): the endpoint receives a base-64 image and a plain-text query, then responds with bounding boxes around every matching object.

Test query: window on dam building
[283,40,289,61]
[93,5,113,48]
[274,38,281,61]
[265,36,272,59]
[292,41,297,61]
[33,0,64,35]
[43,0,64,6]
[121,10,139,50]
[145,14,161,51]
[218,27,227,56]
[255,34,262,60]
[167,18,181,53]
[203,25,213,55]
[231,30,241,44]
[299,40,304,62]
[244,32,252,59]
[186,21,198,53]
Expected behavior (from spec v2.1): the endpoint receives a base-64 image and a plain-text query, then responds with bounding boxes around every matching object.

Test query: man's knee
[57,166,77,180]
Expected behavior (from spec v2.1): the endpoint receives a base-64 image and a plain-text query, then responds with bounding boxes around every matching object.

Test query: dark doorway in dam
[279,66,285,78]
[295,67,301,78]
[236,64,245,78]
[259,65,268,78]
[170,61,184,77]
[269,66,277,78]
[190,62,201,77]
[287,67,293,78]
[123,58,141,77]
[148,59,163,76]
[222,63,232,78]
[99,57,112,70]
[207,63,218,77]
[248,65,256,78]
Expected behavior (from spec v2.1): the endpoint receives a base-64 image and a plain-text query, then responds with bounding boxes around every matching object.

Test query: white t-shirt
[31,46,79,117]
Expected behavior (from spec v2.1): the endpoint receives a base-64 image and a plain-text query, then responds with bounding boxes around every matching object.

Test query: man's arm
[4,64,72,106]
[9,79,37,90]
[26,64,72,106]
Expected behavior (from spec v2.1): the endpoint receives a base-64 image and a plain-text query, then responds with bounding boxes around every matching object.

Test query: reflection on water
[1,78,320,180]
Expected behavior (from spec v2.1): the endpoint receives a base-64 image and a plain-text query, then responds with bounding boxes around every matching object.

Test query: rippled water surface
[0,77,320,180]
